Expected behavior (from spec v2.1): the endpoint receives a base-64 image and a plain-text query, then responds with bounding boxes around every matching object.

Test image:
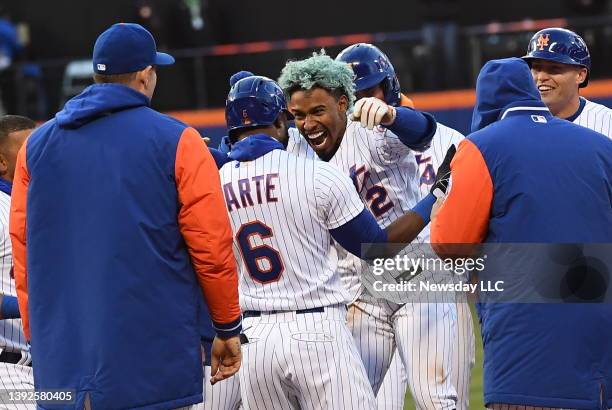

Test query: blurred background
[1,0,612,142]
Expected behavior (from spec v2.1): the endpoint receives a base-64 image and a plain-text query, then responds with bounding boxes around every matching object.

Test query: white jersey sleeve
[573,98,612,139]
[314,161,365,229]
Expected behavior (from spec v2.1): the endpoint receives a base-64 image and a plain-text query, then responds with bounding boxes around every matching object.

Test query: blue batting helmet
[336,43,402,106]
[522,27,591,87]
[225,75,293,136]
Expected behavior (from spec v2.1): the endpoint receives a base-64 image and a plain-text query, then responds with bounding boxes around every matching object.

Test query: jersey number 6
[236,221,284,283]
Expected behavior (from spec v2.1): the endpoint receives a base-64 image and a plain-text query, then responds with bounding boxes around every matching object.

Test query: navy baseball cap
[92,23,175,75]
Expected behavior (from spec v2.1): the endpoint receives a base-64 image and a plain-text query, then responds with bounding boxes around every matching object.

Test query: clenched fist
[352,97,396,130]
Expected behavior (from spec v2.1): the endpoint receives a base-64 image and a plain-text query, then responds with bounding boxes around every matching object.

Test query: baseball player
[522,27,612,138]
[336,43,475,410]
[0,115,35,410]
[220,74,452,410]
[278,52,459,409]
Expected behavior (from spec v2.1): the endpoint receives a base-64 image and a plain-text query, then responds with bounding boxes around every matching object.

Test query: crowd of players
[0,22,610,410]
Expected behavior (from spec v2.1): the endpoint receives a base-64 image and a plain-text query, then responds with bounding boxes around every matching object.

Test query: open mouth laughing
[306,130,327,149]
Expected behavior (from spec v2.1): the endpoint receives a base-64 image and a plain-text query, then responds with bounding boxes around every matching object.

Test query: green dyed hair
[278,50,356,109]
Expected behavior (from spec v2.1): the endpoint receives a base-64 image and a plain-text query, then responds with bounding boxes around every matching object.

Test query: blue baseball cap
[92,23,175,75]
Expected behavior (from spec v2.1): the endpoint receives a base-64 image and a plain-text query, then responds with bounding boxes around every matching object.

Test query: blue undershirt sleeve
[0,294,20,319]
[329,209,387,258]
[386,107,437,152]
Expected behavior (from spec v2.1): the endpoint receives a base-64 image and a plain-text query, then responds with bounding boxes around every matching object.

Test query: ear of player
[352,97,396,130]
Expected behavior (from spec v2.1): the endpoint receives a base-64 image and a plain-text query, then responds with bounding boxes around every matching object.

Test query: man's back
[432,57,612,409]
[18,84,221,409]
[219,147,364,312]
[469,111,612,243]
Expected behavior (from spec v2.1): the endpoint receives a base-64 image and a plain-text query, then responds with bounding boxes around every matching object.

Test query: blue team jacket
[432,58,612,409]
[17,84,240,410]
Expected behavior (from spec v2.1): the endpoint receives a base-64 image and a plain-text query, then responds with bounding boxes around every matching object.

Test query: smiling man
[522,27,612,138]
[278,52,460,409]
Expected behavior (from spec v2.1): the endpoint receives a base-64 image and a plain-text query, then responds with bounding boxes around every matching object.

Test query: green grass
[404,304,484,409]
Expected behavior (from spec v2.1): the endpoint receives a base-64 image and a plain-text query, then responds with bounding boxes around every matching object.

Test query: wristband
[410,193,436,224]
[0,295,20,319]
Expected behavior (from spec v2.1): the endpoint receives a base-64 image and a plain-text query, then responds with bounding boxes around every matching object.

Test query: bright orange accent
[243,42,273,53]
[286,38,309,49]
[581,79,612,99]
[411,89,476,111]
[165,78,612,128]
[431,139,493,246]
[484,18,567,34]
[167,108,226,128]
[212,44,241,55]
[8,143,30,340]
[313,36,338,48]
[400,94,415,108]
[340,34,374,44]
[175,127,241,326]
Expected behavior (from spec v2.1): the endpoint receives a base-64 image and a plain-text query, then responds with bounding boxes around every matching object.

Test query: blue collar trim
[228,134,284,162]
[564,97,587,122]
[500,105,552,121]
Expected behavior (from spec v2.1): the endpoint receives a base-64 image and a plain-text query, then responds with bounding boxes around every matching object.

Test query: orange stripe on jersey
[431,139,493,246]
[400,94,415,108]
[175,127,241,326]
[9,142,30,340]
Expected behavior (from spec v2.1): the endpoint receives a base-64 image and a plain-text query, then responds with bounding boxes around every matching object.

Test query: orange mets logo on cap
[536,34,550,51]
[242,110,252,125]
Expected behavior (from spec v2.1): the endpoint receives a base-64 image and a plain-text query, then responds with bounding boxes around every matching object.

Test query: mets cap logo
[242,109,252,125]
[536,34,551,51]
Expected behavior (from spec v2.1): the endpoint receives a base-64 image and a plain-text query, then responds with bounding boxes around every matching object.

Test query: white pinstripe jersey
[289,120,422,300]
[0,191,27,353]
[219,148,364,311]
[572,98,612,138]
[416,123,465,242]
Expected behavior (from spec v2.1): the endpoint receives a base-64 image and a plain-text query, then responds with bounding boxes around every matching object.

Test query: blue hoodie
[16,83,241,410]
[432,58,612,409]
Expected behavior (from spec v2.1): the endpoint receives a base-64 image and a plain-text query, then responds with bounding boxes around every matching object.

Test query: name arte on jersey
[415,154,435,186]
[349,164,393,218]
[223,173,280,212]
